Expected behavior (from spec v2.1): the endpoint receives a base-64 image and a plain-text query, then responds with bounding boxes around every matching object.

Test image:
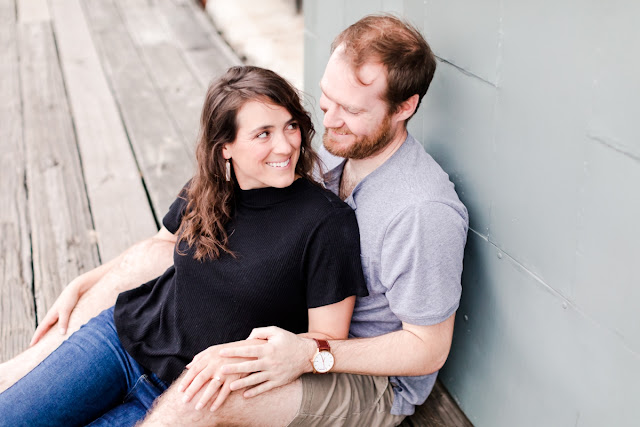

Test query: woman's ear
[222,144,232,160]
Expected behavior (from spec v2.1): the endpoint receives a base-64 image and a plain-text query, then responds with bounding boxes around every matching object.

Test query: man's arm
[219,313,455,397]
[30,227,177,344]
[0,228,176,393]
[220,200,465,395]
[327,316,455,376]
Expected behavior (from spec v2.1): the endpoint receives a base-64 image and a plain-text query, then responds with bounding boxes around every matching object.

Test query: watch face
[313,350,334,373]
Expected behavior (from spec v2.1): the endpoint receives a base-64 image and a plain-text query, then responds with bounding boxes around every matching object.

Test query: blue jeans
[0,307,168,426]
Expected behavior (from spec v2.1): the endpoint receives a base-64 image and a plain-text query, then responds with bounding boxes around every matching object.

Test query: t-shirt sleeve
[381,201,468,326]
[162,183,190,234]
[304,207,369,308]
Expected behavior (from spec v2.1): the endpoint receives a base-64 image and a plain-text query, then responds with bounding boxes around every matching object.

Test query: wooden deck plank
[17,0,50,23]
[158,0,241,87]
[116,0,204,154]
[82,0,193,215]
[48,0,157,261]
[402,380,474,426]
[18,21,100,322]
[0,0,35,363]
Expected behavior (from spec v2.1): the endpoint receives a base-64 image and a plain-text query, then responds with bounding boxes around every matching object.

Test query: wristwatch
[311,338,335,373]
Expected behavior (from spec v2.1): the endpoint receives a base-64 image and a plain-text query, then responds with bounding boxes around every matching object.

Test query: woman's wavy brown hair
[177,66,318,261]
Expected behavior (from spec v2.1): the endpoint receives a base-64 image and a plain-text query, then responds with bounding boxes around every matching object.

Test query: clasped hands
[179,327,313,412]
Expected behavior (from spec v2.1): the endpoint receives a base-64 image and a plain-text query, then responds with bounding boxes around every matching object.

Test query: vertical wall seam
[487,0,505,242]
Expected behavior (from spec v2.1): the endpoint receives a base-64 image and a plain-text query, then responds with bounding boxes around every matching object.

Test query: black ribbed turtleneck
[114,178,367,384]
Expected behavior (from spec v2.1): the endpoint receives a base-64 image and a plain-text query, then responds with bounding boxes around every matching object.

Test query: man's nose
[322,105,343,129]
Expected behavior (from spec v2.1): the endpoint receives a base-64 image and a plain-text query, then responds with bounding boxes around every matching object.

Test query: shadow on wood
[401,380,473,427]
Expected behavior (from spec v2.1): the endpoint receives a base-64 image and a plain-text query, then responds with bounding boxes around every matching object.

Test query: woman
[0,66,367,426]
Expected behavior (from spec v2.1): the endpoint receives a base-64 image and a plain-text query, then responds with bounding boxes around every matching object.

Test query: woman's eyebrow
[248,124,273,134]
[248,116,295,134]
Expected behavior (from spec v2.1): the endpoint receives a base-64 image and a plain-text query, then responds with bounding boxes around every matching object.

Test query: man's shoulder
[359,134,466,217]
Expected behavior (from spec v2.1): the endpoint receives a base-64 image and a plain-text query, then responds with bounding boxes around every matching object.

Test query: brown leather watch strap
[313,338,330,352]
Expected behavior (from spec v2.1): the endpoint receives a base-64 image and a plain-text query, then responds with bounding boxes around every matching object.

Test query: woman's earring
[225,159,231,182]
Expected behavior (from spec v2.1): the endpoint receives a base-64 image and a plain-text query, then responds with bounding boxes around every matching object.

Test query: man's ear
[393,94,420,123]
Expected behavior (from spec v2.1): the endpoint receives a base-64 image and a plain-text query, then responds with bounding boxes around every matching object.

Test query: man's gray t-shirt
[321,133,469,416]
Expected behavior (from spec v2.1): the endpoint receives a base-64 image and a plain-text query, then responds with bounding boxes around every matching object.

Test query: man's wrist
[301,338,318,374]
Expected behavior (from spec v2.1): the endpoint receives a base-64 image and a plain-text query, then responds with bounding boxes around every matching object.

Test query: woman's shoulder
[296,178,351,212]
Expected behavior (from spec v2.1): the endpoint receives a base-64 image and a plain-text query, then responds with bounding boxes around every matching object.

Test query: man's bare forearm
[97,235,175,294]
[59,234,175,323]
[302,315,457,378]
[0,234,175,393]
[328,331,446,377]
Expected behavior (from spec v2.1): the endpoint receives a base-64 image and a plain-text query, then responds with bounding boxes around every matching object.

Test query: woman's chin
[271,175,297,188]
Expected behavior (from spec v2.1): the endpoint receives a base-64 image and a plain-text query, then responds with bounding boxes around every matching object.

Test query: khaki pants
[287,373,406,427]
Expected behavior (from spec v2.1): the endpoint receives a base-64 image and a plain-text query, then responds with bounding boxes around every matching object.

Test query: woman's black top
[114,178,368,384]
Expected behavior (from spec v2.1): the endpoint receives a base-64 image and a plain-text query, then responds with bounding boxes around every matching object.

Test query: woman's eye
[257,131,269,139]
[287,122,299,130]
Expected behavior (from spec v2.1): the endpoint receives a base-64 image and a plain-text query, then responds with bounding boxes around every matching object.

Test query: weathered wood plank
[18,21,100,322]
[401,380,474,427]
[17,0,50,23]
[48,0,157,261]
[115,0,204,154]
[0,0,35,363]
[157,0,241,87]
[82,0,193,215]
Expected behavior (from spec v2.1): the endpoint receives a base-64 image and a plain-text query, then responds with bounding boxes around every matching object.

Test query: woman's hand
[29,281,82,346]
[179,346,247,412]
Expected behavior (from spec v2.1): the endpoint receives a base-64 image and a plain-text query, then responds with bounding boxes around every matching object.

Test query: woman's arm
[30,227,177,345]
[301,296,355,341]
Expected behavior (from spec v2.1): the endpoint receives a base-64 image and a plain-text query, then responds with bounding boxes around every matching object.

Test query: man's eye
[257,131,269,139]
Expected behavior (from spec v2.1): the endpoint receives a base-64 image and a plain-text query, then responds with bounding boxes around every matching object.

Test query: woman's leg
[0,273,130,393]
[0,307,149,426]
[87,373,168,427]
[86,401,148,427]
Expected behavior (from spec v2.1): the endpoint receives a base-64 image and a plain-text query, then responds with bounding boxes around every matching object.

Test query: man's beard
[323,114,393,160]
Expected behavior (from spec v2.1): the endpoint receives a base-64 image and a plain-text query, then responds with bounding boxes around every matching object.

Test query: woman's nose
[272,132,294,154]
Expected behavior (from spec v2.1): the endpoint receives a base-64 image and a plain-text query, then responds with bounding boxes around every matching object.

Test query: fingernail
[195,402,203,411]
[59,328,66,335]
[182,395,189,404]
[210,406,218,412]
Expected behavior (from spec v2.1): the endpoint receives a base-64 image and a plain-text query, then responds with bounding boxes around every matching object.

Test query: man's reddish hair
[332,14,437,119]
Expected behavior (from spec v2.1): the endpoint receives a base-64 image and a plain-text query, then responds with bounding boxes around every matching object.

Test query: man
[2,14,468,426]
[140,14,468,426]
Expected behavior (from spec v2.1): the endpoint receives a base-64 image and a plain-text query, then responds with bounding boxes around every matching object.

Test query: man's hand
[29,281,82,346]
[218,327,314,398]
